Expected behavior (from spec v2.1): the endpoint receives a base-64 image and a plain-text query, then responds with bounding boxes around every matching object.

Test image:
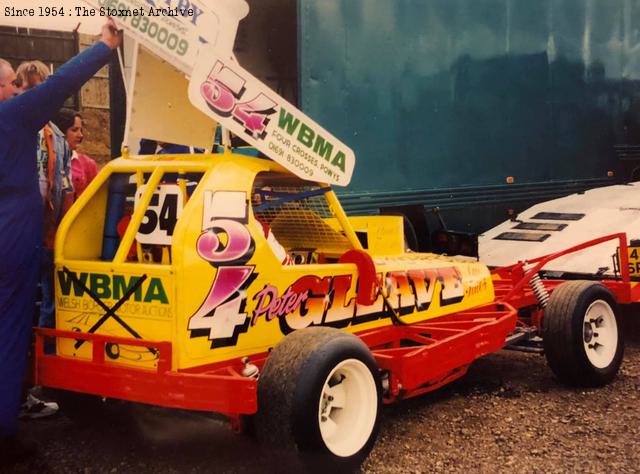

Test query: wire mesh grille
[253,185,351,254]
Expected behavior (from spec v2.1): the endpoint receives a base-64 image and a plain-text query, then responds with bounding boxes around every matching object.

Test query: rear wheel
[542,281,624,387]
[256,327,381,472]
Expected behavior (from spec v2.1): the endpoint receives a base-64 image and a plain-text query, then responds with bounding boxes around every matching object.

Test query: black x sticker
[62,267,156,355]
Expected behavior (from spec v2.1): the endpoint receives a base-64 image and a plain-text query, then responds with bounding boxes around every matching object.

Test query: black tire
[256,327,381,473]
[542,281,624,387]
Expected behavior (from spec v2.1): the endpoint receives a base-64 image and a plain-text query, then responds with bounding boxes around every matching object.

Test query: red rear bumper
[34,328,257,415]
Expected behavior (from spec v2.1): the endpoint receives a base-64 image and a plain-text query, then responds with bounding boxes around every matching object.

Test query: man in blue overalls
[0,19,122,464]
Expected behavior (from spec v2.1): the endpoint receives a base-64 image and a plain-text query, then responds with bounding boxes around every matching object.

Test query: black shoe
[0,434,37,466]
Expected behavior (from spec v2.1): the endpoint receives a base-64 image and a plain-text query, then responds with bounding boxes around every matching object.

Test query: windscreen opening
[251,172,354,264]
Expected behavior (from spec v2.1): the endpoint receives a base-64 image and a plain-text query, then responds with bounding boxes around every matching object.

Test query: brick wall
[78,34,111,167]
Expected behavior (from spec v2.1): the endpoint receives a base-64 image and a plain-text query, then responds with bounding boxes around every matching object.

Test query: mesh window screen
[253,182,351,255]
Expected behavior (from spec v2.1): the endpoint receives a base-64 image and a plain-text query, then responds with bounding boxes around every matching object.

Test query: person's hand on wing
[101,17,123,50]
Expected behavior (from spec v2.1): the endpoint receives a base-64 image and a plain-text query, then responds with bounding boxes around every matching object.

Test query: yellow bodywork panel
[54,153,494,371]
[61,170,109,261]
[341,216,405,256]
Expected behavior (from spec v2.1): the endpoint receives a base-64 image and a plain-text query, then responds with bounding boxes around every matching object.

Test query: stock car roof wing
[83,0,355,186]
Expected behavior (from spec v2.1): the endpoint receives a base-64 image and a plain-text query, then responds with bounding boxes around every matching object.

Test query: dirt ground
[5,320,640,474]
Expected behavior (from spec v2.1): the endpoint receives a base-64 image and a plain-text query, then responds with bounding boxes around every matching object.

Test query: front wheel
[542,281,624,387]
[256,327,381,472]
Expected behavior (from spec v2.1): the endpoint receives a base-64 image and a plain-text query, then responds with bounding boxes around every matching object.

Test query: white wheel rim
[582,299,618,369]
[317,358,377,458]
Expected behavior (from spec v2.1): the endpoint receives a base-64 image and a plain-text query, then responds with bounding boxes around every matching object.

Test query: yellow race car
[36,146,515,470]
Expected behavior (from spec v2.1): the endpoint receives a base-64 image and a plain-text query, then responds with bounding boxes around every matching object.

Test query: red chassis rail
[362,303,517,402]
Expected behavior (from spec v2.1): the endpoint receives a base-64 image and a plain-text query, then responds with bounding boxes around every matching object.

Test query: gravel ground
[5,321,640,474]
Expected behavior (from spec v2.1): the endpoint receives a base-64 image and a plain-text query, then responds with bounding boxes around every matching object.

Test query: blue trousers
[39,248,55,328]
[0,249,39,437]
